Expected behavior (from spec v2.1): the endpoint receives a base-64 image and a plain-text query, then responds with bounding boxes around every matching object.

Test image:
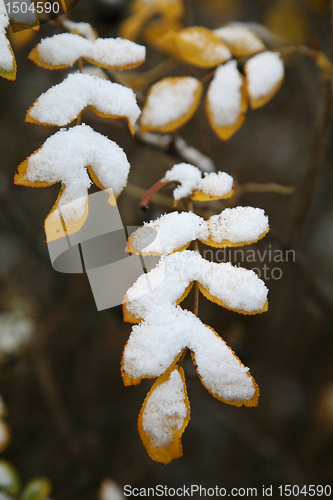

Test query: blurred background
[0,0,333,498]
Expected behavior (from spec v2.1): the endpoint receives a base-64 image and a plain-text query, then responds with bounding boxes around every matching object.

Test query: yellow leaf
[9,27,36,50]
[174,26,232,68]
[143,18,183,49]
[264,0,308,45]
[205,61,248,141]
[132,0,184,20]
[119,9,152,41]
[191,189,234,201]
[138,366,190,464]
[140,76,203,133]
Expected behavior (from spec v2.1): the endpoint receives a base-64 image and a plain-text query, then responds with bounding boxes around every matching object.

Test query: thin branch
[140,179,177,211]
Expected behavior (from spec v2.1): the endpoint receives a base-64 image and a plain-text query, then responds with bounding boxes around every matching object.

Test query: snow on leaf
[0,2,16,80]
[29,34,146,70]
[122,250,267,401]
[128,211,202,255]
[214,24,265,57]
[62,19,98,41]
[163,163,234,201]
[128,207,269,255]
[14,125,130,241]
[173,26,232,68]
[245,51,284,109]
[140,77,202,133]
[25,73,141,134]
[200,206,269,248]
[205,60,248,141]
[138,366,190,464]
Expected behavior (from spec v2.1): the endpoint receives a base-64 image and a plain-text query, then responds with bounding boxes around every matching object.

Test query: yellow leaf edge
[197,282,268,316]
[191,324,259,407]
[199,227,269,248]
[245,72,285,110]
[137,364,191,464]
[25,103,136,135]
[191,188,234,202]
[140,77,203,134]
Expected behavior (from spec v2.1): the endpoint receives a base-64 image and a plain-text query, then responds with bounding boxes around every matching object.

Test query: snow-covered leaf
[173,26,232,68]
[14,125,130,241]
[140,77,202,133]
[25,73,141,134]
[122,251,267,397]
[138,367,190,464]
[128,207,269,255]
[214,24,265,57]
[29,34,146,70]
[244,51,284,109]
[162,163,234,201]
[205,60,247,141]
[0,2,16,80]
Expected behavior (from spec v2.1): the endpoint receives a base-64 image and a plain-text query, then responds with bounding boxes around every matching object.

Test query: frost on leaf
[163,163,234,201]
[14,125,130,241]
[140,77,202,133]
[29,33,146,70]
[206,61,248,141]
[128,207,269,255]
[122,250,267,390]
[245,51,284,109]
[0,2,16,80]
[25,73,141,134]
[214,25,265,57]
[138,367,190,464]
[172,26,232,68]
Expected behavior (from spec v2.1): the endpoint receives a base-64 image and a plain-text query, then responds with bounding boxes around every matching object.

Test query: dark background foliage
[0,0,333,498]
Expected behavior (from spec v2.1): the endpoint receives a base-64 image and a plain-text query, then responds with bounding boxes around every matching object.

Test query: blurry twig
[229,182,295,205]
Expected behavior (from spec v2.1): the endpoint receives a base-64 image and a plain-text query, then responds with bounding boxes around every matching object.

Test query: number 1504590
[278,485,331,497]
[5,2,60,15]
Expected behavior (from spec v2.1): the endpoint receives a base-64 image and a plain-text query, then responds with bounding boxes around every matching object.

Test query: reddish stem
[140,179,176,211]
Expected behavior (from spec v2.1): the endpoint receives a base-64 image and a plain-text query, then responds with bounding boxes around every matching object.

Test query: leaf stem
[140,179,177,211]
